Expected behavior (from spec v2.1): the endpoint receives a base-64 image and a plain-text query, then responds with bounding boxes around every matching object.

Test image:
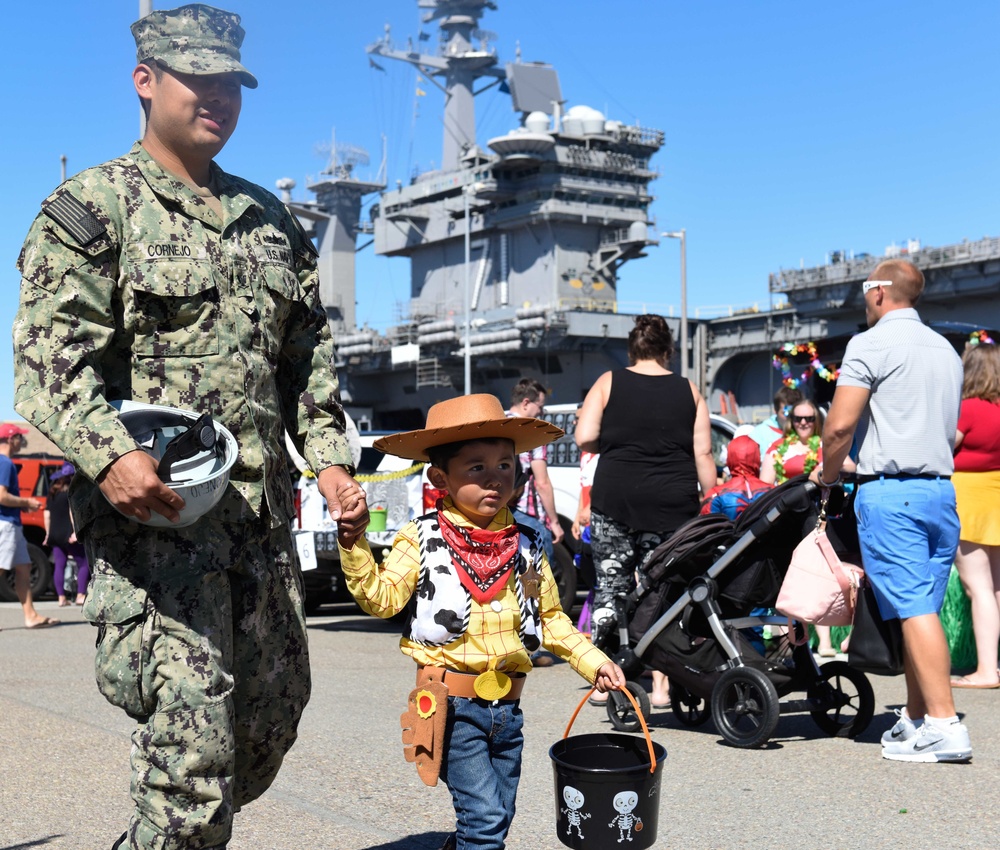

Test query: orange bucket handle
[563,686,657,774]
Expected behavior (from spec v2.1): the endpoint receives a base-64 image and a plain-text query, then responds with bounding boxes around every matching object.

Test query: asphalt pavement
[2,599,998,850]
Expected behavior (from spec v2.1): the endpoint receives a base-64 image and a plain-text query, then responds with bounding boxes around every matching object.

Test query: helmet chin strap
[157,412,222,482]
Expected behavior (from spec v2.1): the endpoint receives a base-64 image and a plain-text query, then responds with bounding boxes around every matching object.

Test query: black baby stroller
[592,476,875,748]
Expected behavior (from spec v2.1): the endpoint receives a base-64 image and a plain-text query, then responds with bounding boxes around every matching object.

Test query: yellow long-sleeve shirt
[338,501,610,683]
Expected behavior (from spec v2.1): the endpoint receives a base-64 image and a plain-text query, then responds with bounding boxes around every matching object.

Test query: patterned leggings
[589,509,668,634]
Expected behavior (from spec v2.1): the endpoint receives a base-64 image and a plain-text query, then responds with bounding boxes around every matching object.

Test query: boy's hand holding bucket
[593,661,626,693]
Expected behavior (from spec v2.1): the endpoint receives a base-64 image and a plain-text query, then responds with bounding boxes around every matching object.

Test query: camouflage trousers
[588,509,669,635]
[82,512,311,850]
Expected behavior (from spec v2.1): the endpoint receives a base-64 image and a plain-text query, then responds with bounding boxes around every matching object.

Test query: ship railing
[377,305,473,346]
[612,125,666,148]
[911,236,1000,268]
[612,301,770,319]
[563,145,656,176]
[416,358,454,389]
[769,257,878,291]
[694,304,769,319]
[770,235,1000,292]
[600,227,633,247]
[553,296,615,313]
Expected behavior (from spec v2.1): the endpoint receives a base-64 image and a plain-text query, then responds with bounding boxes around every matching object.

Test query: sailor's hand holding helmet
[99,447,187,524]
[99,401,241,527]
[100,401,369,531]
[327,468,369,549]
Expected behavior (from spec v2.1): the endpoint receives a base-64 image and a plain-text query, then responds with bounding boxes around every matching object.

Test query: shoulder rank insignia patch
[289,211,319,259]
[42,191,105,247]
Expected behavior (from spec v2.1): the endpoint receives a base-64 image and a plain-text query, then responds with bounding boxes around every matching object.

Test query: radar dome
[562,105,606,136]
[524,111,551,133]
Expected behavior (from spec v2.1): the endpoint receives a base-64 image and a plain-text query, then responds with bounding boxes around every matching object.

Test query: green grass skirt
[810,567,979,671]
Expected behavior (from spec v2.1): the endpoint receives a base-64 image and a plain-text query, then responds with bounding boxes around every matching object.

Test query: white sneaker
[881,719,972,762]
[880,709,918,746]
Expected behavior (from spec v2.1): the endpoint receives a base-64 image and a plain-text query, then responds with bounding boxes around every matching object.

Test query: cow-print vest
[405,512,544,650]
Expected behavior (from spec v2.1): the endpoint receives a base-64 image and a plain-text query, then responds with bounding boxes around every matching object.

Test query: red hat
[726,435,761,477]
[0,423,30,441]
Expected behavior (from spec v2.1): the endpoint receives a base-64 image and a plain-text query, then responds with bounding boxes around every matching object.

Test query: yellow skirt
[953,470,1000,546]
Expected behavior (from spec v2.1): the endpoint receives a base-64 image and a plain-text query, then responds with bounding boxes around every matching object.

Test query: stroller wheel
[808,660,875,738]
[669,683,710,727]
[606,681,651,732]
[711,666,780,748]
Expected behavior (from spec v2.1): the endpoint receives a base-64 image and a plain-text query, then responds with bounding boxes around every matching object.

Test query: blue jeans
[440,697,524,850]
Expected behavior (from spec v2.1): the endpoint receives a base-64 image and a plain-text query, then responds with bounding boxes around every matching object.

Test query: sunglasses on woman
[792,415,816,424]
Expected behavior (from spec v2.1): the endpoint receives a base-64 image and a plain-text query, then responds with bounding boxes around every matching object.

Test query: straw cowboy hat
[374,394,564,462]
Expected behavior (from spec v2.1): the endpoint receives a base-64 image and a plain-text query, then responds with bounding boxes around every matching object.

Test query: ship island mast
[367,0,507,171]
[284,134,385,337]
[365,0,663,329]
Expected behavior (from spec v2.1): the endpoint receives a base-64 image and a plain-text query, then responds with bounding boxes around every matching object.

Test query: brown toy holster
[400,666,450,786]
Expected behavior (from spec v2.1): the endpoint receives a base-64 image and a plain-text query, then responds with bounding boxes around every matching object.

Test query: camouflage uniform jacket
[14,142,353,531]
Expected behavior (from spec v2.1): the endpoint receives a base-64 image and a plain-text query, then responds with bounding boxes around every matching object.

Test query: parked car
[0,454,64,603]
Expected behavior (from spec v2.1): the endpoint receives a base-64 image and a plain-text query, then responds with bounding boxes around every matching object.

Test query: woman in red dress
[950,338,1000,688]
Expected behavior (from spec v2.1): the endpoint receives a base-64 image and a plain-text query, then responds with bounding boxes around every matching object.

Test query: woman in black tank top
[575,315,717,708]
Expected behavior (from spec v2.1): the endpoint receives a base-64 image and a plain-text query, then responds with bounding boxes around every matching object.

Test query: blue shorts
[854,478,959,619]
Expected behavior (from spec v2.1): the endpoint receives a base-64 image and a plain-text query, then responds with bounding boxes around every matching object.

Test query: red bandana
[437,509,521,603]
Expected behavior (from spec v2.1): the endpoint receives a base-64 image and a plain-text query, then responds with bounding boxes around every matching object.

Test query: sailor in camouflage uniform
[13,5,368,848]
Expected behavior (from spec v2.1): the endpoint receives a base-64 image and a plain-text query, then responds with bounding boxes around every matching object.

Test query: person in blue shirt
[0,424,58,629]
[508,465,558,667]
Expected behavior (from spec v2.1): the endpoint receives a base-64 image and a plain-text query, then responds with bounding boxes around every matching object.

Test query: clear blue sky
[3,1,998,421]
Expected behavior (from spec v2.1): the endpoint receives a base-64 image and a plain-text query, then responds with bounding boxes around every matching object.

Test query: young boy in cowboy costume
[336,394,625,850]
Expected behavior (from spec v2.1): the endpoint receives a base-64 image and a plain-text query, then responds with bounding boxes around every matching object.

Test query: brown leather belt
[417,667,526,701]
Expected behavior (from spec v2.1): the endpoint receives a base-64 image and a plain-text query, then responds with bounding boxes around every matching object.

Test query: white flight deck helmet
[110,400,239,528]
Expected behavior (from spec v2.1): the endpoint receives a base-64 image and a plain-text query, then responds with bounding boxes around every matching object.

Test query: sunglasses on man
[862,279,893,295]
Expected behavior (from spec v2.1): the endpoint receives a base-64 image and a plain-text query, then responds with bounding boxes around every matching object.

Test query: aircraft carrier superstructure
[286,0,1000,430]
[289,0,669,430]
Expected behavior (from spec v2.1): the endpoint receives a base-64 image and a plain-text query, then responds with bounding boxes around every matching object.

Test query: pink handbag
[776,519,864,627]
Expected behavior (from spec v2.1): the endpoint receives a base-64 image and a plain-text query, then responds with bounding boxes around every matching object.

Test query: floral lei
[772,341,840,389]
[774,434,821,482]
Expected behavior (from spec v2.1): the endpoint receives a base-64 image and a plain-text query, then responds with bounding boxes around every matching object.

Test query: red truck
[0,454,65,602]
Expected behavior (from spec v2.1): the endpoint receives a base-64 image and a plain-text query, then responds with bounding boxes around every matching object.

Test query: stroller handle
[745,480,818,539]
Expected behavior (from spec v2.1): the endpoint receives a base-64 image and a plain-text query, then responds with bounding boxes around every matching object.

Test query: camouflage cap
[131,4,258,89]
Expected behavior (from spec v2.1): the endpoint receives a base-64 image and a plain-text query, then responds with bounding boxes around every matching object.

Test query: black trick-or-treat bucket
[549,689,666,850]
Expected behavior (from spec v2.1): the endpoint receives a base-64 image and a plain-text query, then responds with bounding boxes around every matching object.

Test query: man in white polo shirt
[820,259,969,763]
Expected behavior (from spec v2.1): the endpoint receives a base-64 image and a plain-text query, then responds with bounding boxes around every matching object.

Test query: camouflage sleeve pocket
[258,264,302,350]
[86,573,155,720]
